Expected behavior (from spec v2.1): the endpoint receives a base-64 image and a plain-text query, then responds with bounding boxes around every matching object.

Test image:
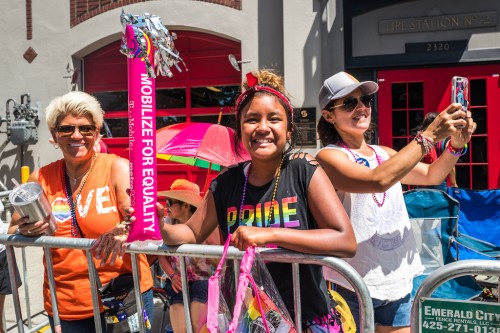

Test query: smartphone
[451,76,469,128]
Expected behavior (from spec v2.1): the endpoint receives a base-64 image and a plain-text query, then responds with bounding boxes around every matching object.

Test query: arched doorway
[84,31,242,192]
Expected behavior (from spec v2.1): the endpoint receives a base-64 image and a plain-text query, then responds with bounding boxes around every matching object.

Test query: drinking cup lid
[9,182,43,205]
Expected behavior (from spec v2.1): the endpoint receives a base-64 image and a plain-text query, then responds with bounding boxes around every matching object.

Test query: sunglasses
[329,95,372,112]
[167,199,183,207]
[55,125,97,137]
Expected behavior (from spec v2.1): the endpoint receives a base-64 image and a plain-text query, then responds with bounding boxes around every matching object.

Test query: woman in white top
[315,71,476,333]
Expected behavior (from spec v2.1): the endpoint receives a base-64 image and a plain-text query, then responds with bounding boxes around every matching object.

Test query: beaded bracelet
[447,141,468,157]
[169,272,177,280]
[414,132,434,155]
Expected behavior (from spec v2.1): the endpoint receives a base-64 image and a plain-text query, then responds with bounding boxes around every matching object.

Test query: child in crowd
[157,179,219,333]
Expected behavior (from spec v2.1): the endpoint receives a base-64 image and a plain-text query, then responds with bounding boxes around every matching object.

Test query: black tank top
[211,154,335,324]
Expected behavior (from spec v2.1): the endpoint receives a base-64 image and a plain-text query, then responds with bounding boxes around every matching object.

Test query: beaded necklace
[340,142,387,207]
[62,153,98,237]
[239,154,285,226]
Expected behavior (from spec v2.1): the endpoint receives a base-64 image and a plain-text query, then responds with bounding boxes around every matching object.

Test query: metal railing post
[20,247,32,329]
[292,263,302,333]
[86,251,104,332]
[131,253,146,333]
[5,245,24,333]
[43,247,60,332]
[179,255,193,333]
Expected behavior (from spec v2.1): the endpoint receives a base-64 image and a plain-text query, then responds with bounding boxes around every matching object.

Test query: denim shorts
[168,279,209,305]
[335,286,412,328]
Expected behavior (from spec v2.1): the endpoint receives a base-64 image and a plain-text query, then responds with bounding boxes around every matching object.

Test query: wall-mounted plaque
[293,107,317,148]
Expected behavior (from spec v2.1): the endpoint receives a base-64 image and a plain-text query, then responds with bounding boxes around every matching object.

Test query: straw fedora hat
[158,179,202,208]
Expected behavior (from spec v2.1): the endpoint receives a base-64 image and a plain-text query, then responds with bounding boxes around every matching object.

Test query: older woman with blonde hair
[9,91,154,332]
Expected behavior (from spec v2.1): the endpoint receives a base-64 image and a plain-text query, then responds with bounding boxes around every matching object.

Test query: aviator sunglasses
[329,95,372,112]
[167,199,183,207]
[55,124,97,137]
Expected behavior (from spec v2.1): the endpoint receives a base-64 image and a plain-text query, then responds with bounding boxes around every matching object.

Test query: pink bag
[204,236,297,333]
[203,236,233,333]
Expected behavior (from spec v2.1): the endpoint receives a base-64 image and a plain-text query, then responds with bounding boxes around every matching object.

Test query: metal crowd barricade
[0,234,375,333]
[1,190,41,332]
[411,259,500,333]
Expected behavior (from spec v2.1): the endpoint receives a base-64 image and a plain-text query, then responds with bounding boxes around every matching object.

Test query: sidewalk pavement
[4,246,47,332]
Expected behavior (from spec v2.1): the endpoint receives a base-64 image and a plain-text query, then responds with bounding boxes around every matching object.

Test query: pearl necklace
[239,155,285,226]
[63,153,98,237]
[340,143,387,207]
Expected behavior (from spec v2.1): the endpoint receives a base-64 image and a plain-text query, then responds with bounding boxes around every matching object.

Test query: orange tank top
[39,153,153,320]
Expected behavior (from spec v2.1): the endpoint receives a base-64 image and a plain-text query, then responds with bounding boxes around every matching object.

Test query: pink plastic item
[125,24,161,241]
[205,236,296,333]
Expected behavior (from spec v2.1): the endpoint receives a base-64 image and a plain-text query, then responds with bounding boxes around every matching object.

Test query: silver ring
[27,230,31,234]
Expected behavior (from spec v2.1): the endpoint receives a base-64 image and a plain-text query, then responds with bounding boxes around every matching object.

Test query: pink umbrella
[156,122,250,190]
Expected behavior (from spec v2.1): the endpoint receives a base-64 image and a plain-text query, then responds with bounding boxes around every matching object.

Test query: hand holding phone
[451,76,469,128]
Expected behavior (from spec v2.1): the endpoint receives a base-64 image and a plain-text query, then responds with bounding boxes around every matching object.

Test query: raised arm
[401,105,475,186]
[317,103,474,192]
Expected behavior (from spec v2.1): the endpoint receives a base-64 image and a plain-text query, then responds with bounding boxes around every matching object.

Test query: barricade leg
[292,263,302,333]
[131,253,146,333]
[20,248,32,330]
[5,246,23,333]
[43,247,60,332]
[86,251,104,332]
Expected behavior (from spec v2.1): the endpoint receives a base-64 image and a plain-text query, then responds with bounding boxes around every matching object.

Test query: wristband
[447,141,468,157]
[414,132,434,155]
[169,272,177,280]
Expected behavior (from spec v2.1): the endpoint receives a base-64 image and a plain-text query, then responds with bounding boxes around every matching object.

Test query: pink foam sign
[125,24,161,241]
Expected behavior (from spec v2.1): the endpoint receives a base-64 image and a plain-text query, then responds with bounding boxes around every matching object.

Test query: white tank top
[321,144,423,301]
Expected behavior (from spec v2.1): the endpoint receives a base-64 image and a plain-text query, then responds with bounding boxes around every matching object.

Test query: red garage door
[377,65,500,189]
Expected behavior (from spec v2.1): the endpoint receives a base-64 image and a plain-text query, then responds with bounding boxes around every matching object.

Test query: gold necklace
[66,171,87,186]
[239,154,285,225]
[65,156,95,186]
[63,153,98,237]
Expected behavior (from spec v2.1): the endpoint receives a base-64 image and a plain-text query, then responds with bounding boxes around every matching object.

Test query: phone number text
[423,321,500,332]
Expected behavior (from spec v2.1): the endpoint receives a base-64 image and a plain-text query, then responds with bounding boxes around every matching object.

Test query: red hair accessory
[235,72,294,121]
[246,72,259,88]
